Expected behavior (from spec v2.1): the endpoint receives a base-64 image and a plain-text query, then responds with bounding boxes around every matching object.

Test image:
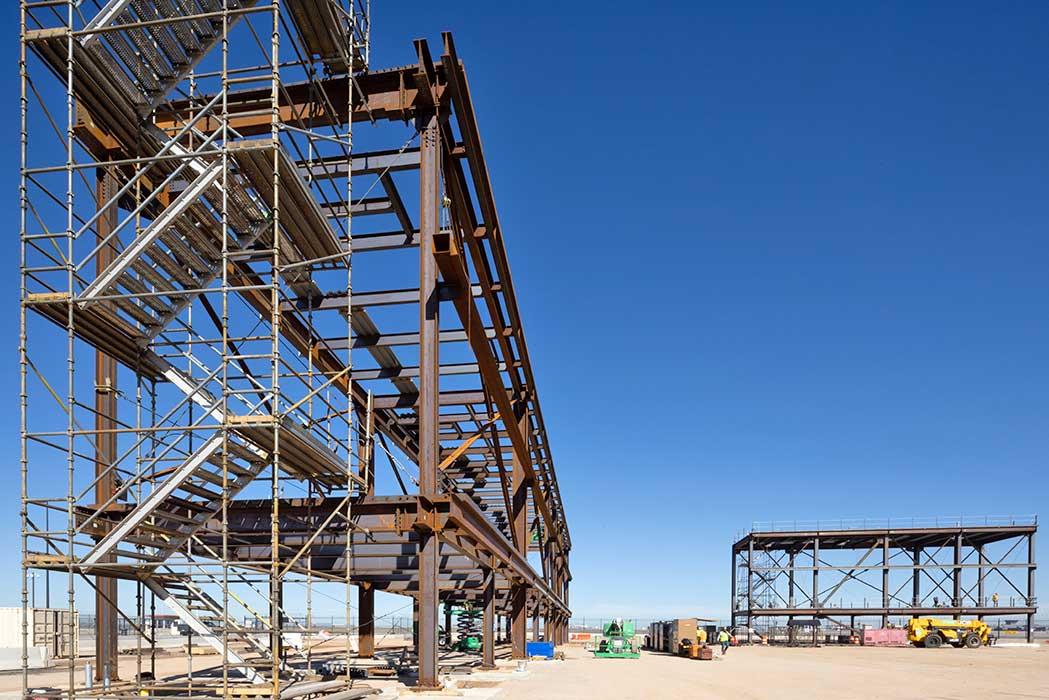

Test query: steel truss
[21,1,570,694]
[731,520,1037,643]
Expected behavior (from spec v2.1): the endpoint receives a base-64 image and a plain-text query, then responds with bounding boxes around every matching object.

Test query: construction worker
[697,627,708,647]
[717,628,731,655]
[992,592,999,607]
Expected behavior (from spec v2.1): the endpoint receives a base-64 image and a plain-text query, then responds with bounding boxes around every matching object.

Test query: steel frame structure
[731,519,1037,643]
[20,1,570,694]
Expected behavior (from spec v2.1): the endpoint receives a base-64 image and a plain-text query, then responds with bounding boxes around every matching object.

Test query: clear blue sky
[1,2,1046,620]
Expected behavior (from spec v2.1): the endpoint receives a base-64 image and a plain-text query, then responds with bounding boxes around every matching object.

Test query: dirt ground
[500,644,1049,700]
[6,641,1046,699]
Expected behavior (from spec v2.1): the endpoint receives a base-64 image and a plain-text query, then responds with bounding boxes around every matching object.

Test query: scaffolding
[20,2,571,695]
[730,517,1038,643]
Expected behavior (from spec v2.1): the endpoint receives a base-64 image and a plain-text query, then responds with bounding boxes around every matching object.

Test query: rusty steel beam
[93,167,119,683]
[431,230,561,565]
[415,107,441,690]
[510,410,529,659]
[154,67,445,137]
[439,33,570,558]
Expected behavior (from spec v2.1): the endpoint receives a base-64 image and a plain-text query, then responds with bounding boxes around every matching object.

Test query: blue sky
[1,1,1046,620]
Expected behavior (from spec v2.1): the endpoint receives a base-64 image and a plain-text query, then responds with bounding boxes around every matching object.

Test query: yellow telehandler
[906,618,993,648]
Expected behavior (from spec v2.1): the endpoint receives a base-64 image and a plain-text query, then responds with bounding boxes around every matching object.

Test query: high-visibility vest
[718,631,730,643]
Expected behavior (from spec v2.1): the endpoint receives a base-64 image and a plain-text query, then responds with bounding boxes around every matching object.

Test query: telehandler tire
[923,633,943,648]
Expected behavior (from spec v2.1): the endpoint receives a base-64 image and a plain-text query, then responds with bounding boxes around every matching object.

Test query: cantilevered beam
[432,229,561,573]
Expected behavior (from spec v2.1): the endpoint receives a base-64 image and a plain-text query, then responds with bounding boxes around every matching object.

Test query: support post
[912,547,921,612]
[94,167,119,683]
[358,585,374,658]
[1028,531,1037,644]
[730,547,737,632]
[531,610,539,643]
[882,535,890,628]
[481,568,495,669]
[444,604,453,648]
[510,412,529,659]
[788,550,795,608]
[747,538,754,644]
[812,537,820,623]
[976,545,985,619]
[415,109,442,689]
[953,532,962,618]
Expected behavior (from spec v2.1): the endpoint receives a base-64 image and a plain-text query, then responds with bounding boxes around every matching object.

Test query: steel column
[746,538,753,642]
[444,605,453,647]
[510,411,529,659]
[730,547,738,631]
[912,547,921,611]
[882,535,890,628]
[93,167,119,683]
[481,568,495,669]
[976,545,985,619]
[415,110,441,689]
[358,584,375,658]
[953,532,962,619]
[1028,531,1036,644]
[812,537,820,622]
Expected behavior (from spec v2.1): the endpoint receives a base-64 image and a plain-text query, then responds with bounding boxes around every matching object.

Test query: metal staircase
[24,0,370,687]
[80,431,267,566]
[146,576,273,684]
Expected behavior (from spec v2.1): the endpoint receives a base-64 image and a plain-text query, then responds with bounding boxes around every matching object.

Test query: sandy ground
[6,642,1046,699]
[500,644,1049,700]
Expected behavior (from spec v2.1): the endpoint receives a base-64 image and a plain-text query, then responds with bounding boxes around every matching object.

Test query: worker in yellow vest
[717,628,731,655]
[697,627,707,647]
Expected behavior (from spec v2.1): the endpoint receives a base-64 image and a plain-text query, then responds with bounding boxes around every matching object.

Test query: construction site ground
[6,641,1047,699]
[500,643,1049,700]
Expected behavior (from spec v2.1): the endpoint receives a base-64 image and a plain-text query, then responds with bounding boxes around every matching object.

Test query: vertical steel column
[912,547,921,612]
[412,598,420,651]
[746,538,753,613]
[882,535,890,628]
[481,568,495,669]
[531,610,539,642]
[416,110,441,689]
[976,545,985,620]
[787,550,795,608]
[273,581,285,663]
[93,167,119,683]
[444,605,453,648]
[1027,531,1036,644]
[358,585,374,658]
[812,537,820,621]
[510,412,529,659]
[357,408,375,658]
[953,532,962,618]
[730,547,737,632]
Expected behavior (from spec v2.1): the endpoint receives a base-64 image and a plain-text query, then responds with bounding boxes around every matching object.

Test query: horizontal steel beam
[352,362,497,381]
[371,389,488,410]
[323,327,495,350]
[323,197,392,218]
[284,284,482,313]
[296,148,421,180]
[344,230,419,253]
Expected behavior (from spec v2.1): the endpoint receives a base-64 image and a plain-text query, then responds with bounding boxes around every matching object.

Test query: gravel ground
[498,642,1049,700]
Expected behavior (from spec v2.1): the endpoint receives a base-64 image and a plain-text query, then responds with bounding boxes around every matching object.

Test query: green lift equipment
[592,618,640,659]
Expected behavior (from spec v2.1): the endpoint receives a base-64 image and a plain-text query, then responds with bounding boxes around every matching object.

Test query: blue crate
[526,641,555,658]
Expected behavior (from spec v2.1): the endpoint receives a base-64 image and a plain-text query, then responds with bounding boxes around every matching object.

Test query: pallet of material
[861,628,909,647]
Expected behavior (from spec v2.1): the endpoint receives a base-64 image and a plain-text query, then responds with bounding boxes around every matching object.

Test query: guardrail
[749,515,1038,533]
